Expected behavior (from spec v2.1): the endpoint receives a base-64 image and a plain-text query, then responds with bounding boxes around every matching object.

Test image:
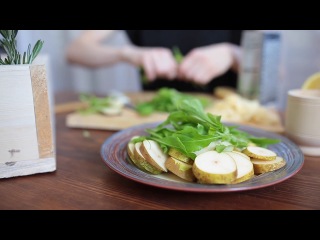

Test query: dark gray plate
[100,122,304,192]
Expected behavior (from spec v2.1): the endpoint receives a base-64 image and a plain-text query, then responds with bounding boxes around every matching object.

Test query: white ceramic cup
[285,89,320,156]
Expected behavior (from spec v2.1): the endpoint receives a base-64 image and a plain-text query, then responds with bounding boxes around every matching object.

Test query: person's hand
[121,46,178,81]
[178,43,237,85]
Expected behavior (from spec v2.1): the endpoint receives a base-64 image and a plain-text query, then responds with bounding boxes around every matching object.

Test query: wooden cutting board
[66,107,284,132]
[66,108,169,131]
[64,91,215,131]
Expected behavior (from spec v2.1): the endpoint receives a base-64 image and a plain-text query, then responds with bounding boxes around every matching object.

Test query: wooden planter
[0,64,56,178]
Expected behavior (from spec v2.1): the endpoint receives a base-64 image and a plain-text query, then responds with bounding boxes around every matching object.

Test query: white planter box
[0,64,56,178]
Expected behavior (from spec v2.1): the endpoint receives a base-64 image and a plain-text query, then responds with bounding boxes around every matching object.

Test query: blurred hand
[122,46,178,81]
[178,43,234,85]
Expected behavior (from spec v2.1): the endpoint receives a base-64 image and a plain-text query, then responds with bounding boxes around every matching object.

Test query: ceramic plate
[100,122,304,192]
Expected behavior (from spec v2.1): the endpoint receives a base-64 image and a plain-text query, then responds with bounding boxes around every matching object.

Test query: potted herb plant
[0,30,56,178]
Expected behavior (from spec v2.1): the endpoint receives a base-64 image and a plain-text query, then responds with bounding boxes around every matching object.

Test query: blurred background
[14,30,141,94]
[1,30,320,110]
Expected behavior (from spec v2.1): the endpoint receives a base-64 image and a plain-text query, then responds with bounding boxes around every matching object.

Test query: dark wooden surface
[1,91,320,210]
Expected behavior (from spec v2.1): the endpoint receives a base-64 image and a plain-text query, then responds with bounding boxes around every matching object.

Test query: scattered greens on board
[135,87,210,116]
[132,98,280,160]
[0,30,44,65]
[78,94,113,115]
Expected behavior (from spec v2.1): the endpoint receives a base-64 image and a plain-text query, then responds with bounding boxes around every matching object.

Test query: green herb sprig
[140,46,206,90]
[172,46,183,64]
[0,30,44,65]
[140,46,184,84]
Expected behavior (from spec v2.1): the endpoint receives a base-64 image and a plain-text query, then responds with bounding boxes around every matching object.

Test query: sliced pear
[165,156,196,182]
[140,140,168,172]
[234,147,245,152]
[127,141,142,169]
[168,148,193,164]
[127,136,140,160]
[133,142,162,174]
[248,142,257,147]
[192,151,237,184]
[100,97,125,115]
[251,156,286,174]
[127,141,135,161]
[230,151,251,160]
[242,146,277,160]
[127,136,144,170]
[226,152,254,184]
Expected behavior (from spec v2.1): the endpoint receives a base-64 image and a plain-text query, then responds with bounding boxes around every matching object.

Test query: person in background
[66,30,243,93]
[0,46,4,55]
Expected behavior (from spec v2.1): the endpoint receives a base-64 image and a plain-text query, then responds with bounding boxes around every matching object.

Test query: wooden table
[1,91,320,210]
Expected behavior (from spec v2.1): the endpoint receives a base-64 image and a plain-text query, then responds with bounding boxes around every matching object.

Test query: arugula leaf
[144,98,280,160]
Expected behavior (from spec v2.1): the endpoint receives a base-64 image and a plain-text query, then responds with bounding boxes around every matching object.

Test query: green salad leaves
[133,98,280,160]
[135,87,210,116]
[78,94,112,115]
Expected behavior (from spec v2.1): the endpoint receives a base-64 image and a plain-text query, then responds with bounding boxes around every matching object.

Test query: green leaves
[0,30,44,65]
[135,87,210,116]
[144,98,280,160]
[78,93,113,115]
[0,30,17,40]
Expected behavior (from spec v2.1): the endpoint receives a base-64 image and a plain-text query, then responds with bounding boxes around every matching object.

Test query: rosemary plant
[0,30,44,65]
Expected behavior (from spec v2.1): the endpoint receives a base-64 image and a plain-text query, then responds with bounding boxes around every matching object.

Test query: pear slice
[168,148,193,164]
[226,152,254,184]
[192,151,237,184]
[127,140,135,161]
[165,156,196,182]
[100,98,125,115]
[127,136,140,160]
[251,156,286,174]
[242,146,277,160]
[133,142,162,174]
[140,140,168,172]
[230,150,251,160]
[127,136,145,171]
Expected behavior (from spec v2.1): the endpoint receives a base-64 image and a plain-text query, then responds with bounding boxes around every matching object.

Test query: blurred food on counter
[60,87,284,133]
[208,87,284,133]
